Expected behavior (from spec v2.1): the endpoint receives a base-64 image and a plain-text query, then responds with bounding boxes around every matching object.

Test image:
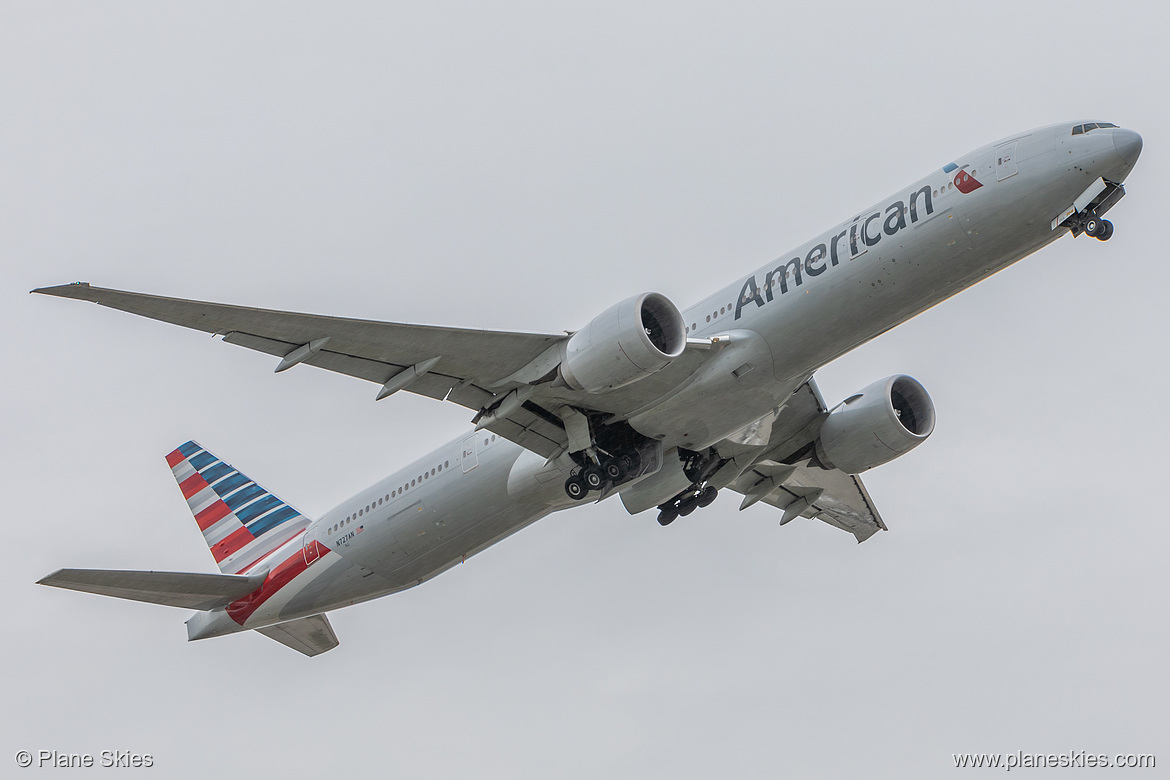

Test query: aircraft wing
[718,379,887,542]
[33,282,572,456]
[34,283,725,460]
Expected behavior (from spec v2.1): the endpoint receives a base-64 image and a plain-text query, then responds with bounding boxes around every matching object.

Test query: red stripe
[211,526,254,562]
[235,549,280,575]
[194,500,231,531]
[179,473,208,499]
[227,540,329,625]
[165,449,186,468]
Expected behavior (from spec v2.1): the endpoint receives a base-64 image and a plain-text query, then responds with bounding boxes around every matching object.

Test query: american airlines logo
[944,161,983,193]
[735,181,946,320]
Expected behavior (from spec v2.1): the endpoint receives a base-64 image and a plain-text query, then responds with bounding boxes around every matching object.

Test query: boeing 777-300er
[35,121,1142,656]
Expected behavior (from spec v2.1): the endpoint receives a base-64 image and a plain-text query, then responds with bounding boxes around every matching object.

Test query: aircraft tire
[565,476,588,500]
[583,466,605,491]
[1084,216,1102,237]
[697,486,718,507]
[678,497,698,516]
[1098,220,1114,241]
[658,508,678,526]
[603,458,627,481]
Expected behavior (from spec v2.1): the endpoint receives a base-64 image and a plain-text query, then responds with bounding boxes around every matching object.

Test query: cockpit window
[1072,122,1118,135]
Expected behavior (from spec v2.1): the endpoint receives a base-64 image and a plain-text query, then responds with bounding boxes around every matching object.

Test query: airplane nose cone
[1113,128,1143,168]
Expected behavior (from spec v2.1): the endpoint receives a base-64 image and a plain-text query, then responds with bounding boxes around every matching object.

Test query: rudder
[166,441,310,574]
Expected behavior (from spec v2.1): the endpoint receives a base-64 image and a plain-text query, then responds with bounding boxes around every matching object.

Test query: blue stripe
[942,162,958,173]
[223,483,265,510]
[237,494,282,523]
[200,462,233,484]
[213,473,251,497]
[178,441,201,457]
[248,506,300,537]
[189,451,217,470]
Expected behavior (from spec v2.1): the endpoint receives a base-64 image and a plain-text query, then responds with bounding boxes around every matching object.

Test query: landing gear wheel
[564,475,588,501]
[621,451,641,473]
[1084,216,1103,238]
[657,507,679,526]
[583,466,604,491]
[603,458,627,481]
[678,496,699,517]
[696,486,718,508]
[1098,219,1114,241]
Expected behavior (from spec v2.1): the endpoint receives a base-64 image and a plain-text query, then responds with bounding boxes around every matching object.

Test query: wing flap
[737,465,885,542]
[722,377,887,542]
[37,568,265,610]
[481,408,566,459]
[255,614,339,656]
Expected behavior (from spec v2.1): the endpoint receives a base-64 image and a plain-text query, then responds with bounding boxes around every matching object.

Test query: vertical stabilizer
[166,441,310,574]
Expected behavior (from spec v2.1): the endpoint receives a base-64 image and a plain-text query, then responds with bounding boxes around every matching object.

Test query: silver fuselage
[188,122,1141,638]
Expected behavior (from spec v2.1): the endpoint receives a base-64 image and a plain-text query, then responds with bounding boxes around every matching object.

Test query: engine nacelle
[560,292,686,393]
[815,375,936,474]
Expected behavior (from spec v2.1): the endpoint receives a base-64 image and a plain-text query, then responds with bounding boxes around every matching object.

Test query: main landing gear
[656,485,718,526]
[564,452,640,501]
[1082,214,1114,241]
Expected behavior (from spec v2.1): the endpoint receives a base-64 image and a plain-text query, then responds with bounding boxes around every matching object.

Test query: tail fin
[166,441,310,574]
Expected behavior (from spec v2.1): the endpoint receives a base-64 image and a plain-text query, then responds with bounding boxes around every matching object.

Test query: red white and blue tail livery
[166,441,309,574]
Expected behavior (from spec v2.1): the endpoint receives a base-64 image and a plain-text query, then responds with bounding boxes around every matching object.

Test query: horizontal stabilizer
[256,614,339,656]
[37,568,265,610]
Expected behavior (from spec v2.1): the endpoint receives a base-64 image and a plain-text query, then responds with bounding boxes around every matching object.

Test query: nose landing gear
[1082,215,1114,241]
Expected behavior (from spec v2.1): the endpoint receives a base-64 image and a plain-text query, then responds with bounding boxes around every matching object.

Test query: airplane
[34,121,1142,656]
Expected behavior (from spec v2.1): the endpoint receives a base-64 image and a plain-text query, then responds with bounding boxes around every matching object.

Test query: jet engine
[815,375,936,474]
[559,292,687,393]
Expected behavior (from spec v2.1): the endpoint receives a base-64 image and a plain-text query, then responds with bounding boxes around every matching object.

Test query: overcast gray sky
[3,2,1168,777]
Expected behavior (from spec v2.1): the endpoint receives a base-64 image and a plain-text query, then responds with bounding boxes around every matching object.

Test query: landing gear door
[461,434,479,473]
[996,141,1018,181]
